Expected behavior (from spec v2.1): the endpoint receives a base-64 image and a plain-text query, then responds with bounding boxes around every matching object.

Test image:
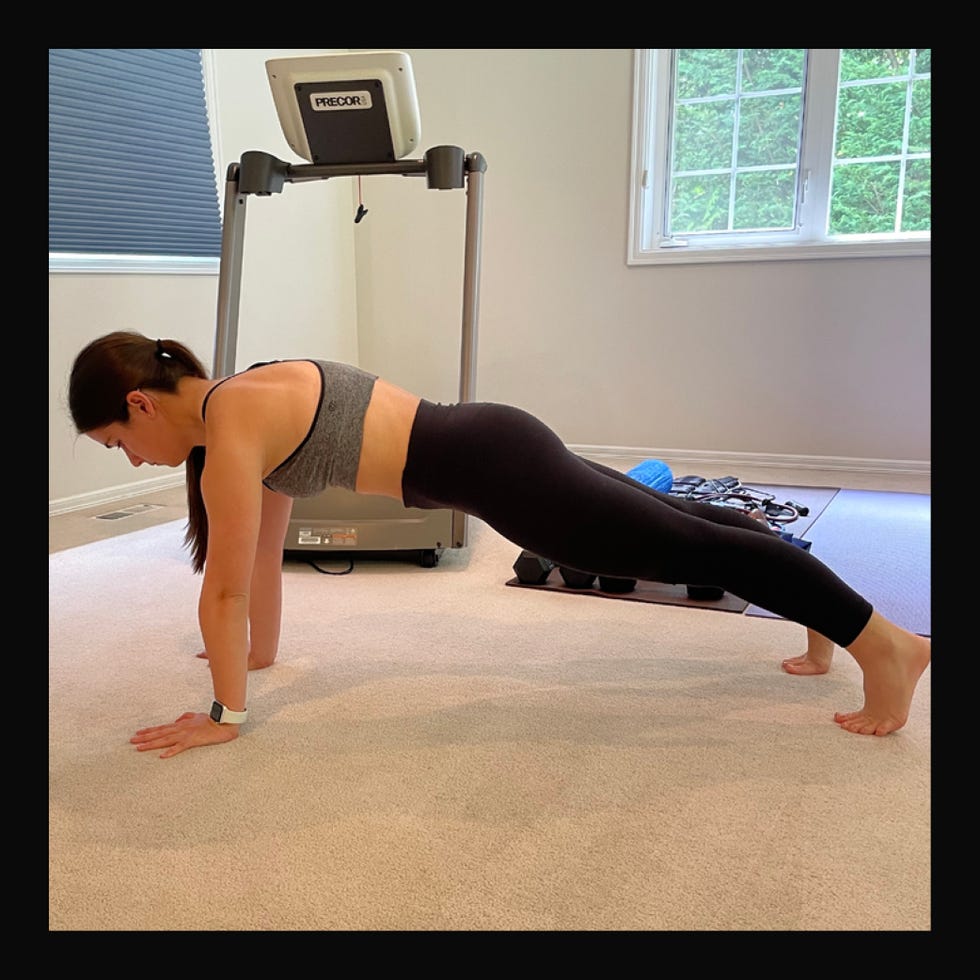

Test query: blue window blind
[49,48,222,258]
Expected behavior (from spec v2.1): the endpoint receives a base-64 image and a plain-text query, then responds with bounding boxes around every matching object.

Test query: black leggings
[401,400,873,647]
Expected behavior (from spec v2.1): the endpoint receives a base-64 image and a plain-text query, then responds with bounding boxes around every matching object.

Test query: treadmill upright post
[459,152,487,405]
[213,162,248,379]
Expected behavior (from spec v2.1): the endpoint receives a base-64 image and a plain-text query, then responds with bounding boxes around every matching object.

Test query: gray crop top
[201,359,378,497]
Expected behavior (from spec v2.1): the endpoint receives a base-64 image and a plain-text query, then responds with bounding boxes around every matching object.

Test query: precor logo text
[309,90,373,111]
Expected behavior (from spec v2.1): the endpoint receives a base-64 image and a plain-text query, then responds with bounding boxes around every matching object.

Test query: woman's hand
[130,711,240,758]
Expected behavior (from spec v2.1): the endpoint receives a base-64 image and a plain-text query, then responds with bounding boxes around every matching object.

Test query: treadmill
[212,51,486,567]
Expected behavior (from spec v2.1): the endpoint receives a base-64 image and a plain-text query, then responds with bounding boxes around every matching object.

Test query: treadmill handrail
[212,145,485,550]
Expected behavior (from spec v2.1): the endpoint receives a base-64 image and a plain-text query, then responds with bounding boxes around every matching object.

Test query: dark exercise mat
[505,484,840,613]
[505,571,751,613]
[745,489,931,637]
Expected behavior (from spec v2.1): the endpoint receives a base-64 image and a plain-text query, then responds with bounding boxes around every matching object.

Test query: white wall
[355,48,930,466]
[207,48,359,371]
[49,274,218,508]
[50,48,930,514]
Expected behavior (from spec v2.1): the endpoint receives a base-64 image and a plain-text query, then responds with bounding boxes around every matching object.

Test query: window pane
[673,101,734,171]
[669,48,804,236]
[741,49,805,92]
[737,93,801,167]
[839,48,911,82]
[733,170,796,229]
[674,49,739,99]
[908,79,931,153]
[670,173,731,233]
[903,159,931,232]
[830,48,930,238]
[829,161,900,234]
[836,81,909,158]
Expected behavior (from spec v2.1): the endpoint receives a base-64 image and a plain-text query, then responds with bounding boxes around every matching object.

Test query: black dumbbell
[559,566,596,589]
[686,584,726,600]
[598,576,637,593]
[513,550,555,584]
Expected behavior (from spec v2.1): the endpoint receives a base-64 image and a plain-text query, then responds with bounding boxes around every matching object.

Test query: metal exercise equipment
[212,52,486,567]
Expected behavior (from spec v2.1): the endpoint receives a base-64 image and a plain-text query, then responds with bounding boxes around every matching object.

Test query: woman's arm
[197,442,264,715]
[131,429,266,758]
[247,486,294,669]
[194,487,293,669]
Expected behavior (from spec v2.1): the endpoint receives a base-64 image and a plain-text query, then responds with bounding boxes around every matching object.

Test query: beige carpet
[49,517,930,931]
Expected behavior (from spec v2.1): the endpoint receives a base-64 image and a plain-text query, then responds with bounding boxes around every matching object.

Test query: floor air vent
[94,503,161,521]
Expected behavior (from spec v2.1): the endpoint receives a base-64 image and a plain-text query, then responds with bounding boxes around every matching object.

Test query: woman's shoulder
[210,359,322,397]
[202,360,324,451]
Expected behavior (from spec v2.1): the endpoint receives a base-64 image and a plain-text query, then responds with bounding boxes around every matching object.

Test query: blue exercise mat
[745,489,931,637]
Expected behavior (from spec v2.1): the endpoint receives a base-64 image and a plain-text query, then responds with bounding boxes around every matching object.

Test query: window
[628,48,931,265]
[49,48,222,274]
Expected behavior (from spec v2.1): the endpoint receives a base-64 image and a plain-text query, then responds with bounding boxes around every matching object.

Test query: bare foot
[782,628,834,675]
[835,613,931,736]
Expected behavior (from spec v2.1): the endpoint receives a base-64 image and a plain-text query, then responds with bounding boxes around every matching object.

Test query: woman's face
[85,392,187,469]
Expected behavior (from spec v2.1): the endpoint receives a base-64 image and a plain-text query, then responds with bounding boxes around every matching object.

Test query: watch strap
[210,700,248,724]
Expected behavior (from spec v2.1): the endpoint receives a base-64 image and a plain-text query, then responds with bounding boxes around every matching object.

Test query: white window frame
[627,48,931,266]
[48,254,220,275]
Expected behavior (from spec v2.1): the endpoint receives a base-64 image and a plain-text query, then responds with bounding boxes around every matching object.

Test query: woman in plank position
[68,331,930,757]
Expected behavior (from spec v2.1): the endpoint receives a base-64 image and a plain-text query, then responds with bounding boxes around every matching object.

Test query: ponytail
[184,445,208,573]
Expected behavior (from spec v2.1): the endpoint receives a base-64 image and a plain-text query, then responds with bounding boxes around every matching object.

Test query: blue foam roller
[624,458,674,492]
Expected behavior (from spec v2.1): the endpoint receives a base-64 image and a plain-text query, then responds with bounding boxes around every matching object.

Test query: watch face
[210,701,223,722]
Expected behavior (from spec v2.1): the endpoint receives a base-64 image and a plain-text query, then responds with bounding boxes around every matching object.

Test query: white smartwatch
[210,700,248,725]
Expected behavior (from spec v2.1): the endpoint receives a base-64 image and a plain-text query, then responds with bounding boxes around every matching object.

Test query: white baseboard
[49,473,185,517]
[569,445,930,478]
[49,448,930,518]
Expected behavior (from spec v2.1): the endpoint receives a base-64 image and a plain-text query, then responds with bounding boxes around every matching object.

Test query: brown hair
[69,331,211,573]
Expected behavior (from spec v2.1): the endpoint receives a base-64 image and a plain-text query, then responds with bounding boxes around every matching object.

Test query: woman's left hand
[130,711,240,758]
